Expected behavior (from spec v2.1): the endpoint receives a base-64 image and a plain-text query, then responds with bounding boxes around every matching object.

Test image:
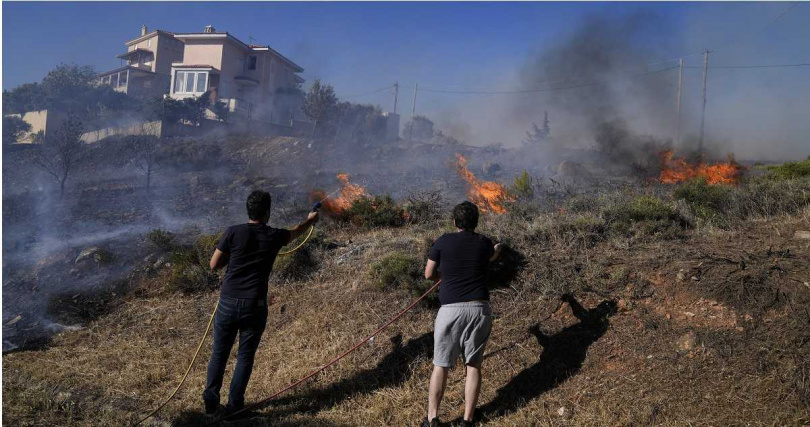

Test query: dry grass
[4,204,810,426]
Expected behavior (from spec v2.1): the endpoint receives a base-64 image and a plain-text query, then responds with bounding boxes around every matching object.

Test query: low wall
[81,121,162,143]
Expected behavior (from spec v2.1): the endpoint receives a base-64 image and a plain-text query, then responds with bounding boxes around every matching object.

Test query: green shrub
[367,252,434,297]
[565,195,600,214]
[733,177,810,218]
[674,177,733,221]
[603,195,688,239]
[167,233,222,293]
[344,195,405,227]
[146,229,176,251]
[532,213,607,248]
[510,170,534,199]
[762,157,810,180]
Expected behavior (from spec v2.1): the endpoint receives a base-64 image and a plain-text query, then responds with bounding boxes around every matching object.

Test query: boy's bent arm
[210,249,228,270]
[489,243,504,262]
[424,259,440,280]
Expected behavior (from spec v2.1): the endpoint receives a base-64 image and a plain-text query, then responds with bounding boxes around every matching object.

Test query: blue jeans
[203,296,268,410]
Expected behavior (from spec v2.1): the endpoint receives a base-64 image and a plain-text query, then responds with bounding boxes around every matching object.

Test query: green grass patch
[762,157,810,180]
[367,252,435,299]
[344,195,405,228]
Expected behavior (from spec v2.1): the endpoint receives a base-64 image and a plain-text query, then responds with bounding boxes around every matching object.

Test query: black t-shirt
[428,231,494,305]
[217,223,292,300]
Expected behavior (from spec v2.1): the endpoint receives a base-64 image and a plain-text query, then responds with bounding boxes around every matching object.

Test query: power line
[340,85,393,100]
[684,62,810,69]
[399,66,677,95]
[713,1,801,52]
[646,1,801,67]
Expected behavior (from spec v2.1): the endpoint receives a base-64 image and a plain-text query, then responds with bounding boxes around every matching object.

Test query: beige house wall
[9,110,66,144]
[219,41,245,100]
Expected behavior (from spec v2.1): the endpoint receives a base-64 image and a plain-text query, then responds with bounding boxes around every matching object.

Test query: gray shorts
[433,301,492,367]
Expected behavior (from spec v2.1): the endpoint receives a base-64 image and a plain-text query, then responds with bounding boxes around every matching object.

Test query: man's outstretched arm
[288,211,319,242]
[561,293,588,321]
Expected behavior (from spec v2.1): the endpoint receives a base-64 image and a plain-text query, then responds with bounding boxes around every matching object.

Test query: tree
[211,100,230,122]
[183,91,212,125]
[523,111,550,145]
[124,126,161,190]
[3,116,32,145]
[3,64,133,126]
[29,116,86,195]
[302,79,338,136]
[3,83,46,115]
[333,102,388,144]
[403,115,434,141]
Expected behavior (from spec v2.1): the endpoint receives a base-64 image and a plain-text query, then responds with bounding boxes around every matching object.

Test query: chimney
[204,25,215,33]
[141,25,148,36]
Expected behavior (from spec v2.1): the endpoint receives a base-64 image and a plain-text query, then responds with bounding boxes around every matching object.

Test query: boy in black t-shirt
[422,201,503,427]
[203,190,318,415]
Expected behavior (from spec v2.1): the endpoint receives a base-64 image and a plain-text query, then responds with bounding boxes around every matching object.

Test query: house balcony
[234,75,260,87]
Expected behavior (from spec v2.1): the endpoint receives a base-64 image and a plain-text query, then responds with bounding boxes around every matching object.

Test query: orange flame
[312,173,369,215]
[454,154,512,214]
[659,151,741,185]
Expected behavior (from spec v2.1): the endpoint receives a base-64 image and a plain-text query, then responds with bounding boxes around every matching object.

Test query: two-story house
[99,25,184,98]
[169,25,304,123]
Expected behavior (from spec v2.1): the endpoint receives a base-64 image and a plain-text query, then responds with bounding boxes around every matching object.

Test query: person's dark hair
[246,190,272,221]
[453,201,479,231]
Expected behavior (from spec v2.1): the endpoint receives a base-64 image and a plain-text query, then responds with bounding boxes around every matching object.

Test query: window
[184,72,195,92]
[119,70,128,87]
[248,55,257,71]
[173,71,209,94]
[174,72,184,93]
[196,73,207,93]
[111,73,119,87]
[147,39,152,48]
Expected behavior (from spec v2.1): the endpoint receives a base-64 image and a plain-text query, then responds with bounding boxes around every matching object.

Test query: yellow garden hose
[133,225,316,426]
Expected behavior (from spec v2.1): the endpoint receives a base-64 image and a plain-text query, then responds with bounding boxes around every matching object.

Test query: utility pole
[676,58,683,146]
[393,82,399,114]
[409,83,418,142]
[698,50,710,156]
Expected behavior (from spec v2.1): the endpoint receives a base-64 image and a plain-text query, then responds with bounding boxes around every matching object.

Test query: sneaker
[461,420,475,427]
[420,417,441,427]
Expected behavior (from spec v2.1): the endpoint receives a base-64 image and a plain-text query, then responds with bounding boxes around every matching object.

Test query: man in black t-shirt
[202,190,318,415]
[422,201,503,427]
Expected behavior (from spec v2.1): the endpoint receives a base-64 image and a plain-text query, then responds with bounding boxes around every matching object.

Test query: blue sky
[3,2,808,157]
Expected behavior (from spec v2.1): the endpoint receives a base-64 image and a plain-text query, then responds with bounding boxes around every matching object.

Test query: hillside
[4,173,810,425]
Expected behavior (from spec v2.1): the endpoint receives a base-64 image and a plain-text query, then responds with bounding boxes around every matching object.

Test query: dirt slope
[3,210,809,426]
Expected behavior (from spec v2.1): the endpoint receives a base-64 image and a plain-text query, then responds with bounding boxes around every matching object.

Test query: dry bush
[403,190,443,224]
[273,230,327,282]
[145,228,176,251]
[167,232,222,293]
[155,139,224,171]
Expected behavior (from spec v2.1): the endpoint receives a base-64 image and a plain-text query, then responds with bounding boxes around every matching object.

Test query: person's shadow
[476,295,617,421]
[173,332,433,425]
[273,331,433,415]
